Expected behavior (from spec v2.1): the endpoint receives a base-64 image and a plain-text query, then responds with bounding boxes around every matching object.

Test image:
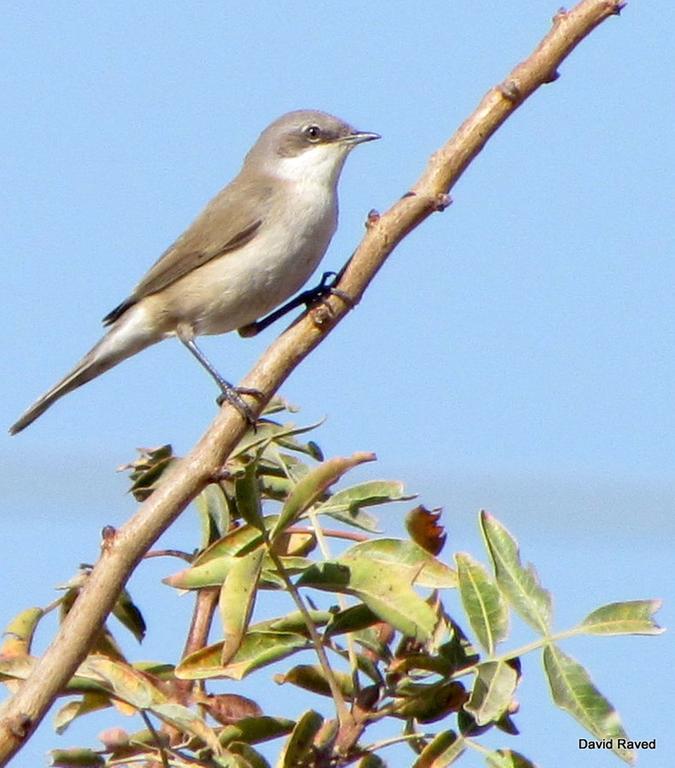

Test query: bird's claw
[305,271,354,310]
[216,385,262,427]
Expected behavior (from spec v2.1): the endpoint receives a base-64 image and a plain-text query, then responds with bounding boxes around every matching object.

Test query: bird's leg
[179,337,261,425]
[307,269,355,314]
[237,270,355,338]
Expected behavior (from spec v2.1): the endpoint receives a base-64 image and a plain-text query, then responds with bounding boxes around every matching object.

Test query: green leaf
[165,516,275,589]
[252,610,331,636]
[439,619,480,673]
[315,480,415,532]
[463,661,518,726]
[480,511,552,635]
[0,607,43,656]
[132,660,176,679]
[199,517,279,564]
[176,631,308,680]
[339,539,457,589]
[580,600,664,636]
[259,473,295,500]
[196,482,231,545]
[412,730,465,767]
[298,555,437,642]
[333,645,384,685]
[88,626,125,661]
[486,750,538,768]
[261,555,313,588]
[236,461,264,531]
[275,664,355,699]
[54,693,112,734]
[456,553,508,654]
[220,548,265,664]
[226,741,271,768]
[50,748,105,767]
[165,516,280,591]
[275,433,324,461]
[271,530,316,557]
[543,644,634,765]
[301,541,452,639]
[78,656,166,710]
[395,680,467,723]
[263,446,312,486]
[123,444,176,500]
[165,554,244,590]
[271,452,376,541]
[231,418,325,463]
[324,604,382,638]
[111,588,146,643]
[357,755,388,768]
[219,716,295,747]
[167,550,310,591]
[277,710,324,768]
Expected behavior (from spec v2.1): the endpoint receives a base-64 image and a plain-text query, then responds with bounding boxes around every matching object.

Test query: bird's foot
[305,271,355,310]
[216,385,263,427]
[237,271,354,338]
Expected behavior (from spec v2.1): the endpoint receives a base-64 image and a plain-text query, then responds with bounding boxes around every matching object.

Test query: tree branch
[0,1,625,763]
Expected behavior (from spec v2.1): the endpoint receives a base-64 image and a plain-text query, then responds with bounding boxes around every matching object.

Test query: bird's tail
[10,306,160,435]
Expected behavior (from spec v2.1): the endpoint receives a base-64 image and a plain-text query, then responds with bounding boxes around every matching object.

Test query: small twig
[307,510,362,700]
[139,710,169,768]
[449,625,587,681]
[266,545,353,729]
[181,587,221,658]
[41,596,66,616]
[359,731,435,754]
[144,549,194,562]
[464,737,494,758]
[271,448,358,718]
[108,744,198,766]
[367,703,403,723]
[286,525,369,543]
[170,587,220,705]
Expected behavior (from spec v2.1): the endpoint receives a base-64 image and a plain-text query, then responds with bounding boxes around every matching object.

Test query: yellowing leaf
[581,600,664,636]
[271,453,376,541]
[78,656,166,710]
[0,607,43,656]
[219,548,265,664]
[176,632,308,681]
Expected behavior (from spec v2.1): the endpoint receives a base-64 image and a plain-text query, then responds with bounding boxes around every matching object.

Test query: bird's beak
[340,130,381,145]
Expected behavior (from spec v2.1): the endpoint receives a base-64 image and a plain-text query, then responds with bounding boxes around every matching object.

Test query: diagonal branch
[0,1,625,764]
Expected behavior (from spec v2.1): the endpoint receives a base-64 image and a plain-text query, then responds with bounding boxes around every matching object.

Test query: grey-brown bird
[10,110,379,434]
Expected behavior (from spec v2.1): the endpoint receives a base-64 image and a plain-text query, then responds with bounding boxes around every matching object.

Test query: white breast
[166,172,340,336]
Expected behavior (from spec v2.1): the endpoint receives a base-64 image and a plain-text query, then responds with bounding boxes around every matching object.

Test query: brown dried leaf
[406,505,447,555]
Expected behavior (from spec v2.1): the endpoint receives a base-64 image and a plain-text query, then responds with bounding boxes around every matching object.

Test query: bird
[9,110,380,434]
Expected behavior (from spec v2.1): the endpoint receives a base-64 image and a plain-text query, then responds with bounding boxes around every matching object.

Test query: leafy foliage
[0,401,662,767]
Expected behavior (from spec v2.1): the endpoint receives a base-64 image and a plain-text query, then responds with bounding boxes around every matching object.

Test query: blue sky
[1,2,672,766]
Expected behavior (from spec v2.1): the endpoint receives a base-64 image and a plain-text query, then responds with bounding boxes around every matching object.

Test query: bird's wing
[103,177,273,326]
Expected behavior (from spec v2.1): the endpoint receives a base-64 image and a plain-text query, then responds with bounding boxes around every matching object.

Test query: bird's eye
[303,124,322,142]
